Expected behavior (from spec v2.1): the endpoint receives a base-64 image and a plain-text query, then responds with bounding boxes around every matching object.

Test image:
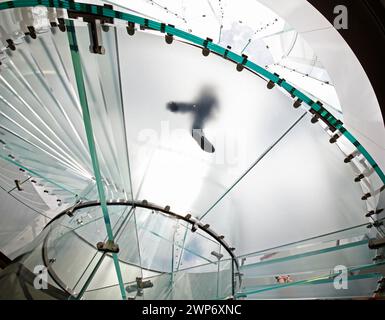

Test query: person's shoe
[167,102,179,112]
[192,129,215,153]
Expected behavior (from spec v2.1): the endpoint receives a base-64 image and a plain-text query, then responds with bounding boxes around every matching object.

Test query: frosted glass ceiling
[105,0,342,112]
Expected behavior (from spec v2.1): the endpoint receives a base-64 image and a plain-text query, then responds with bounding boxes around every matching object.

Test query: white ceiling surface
[257,0,385,176]
[121,30,367,256]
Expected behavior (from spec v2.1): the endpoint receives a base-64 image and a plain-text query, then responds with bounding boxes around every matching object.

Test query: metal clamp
[369,237,385,250]
[68,4,113,54]
[202,37,212,56]
[96,240,119,253]
[236,54,248,72]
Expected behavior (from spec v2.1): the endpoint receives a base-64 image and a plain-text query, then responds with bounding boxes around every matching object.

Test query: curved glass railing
[236,219,385,299]
[0,201,236,300]
[236,261,385,299]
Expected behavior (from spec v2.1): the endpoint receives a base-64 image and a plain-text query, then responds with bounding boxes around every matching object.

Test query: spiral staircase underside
[0,1,384,300]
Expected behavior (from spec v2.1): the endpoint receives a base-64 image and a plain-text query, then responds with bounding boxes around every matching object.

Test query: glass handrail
[241,237,368,270]
[236,261,385,298]
[238,219,384,260]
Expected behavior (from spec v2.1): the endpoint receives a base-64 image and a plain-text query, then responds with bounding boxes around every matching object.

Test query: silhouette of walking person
[167,87,219,153]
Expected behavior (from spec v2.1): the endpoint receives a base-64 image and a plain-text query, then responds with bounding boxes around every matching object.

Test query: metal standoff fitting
[329,134,340,144]
[293,98,302,108]
[66,200,81,217]
[101,24,110,32]
[96,240,120,253]
[369,238,385,250]
[14,180,23,191]
[165,24,175,44]
[6,39,16,51]
[211,251,224,260]
[367,221,384,229]
[344,154,355,163]
[373,279,385,294]
[361,192,371,200]
[202,37,213,56]
[165,33,173,44]
[311,114,320,124]
[88,21,105,54]
[236,54,248,72]
[126,277,153,298]
[266,80,275,89]
[126,22,135,35]
[136,277,153,289]
[365,209,383,218]
[267,73,280,89]
[355,174,365,182]
[26,26,37,39]
[223,45,231,59]
[373,255,384,262]
[366,210,376,217]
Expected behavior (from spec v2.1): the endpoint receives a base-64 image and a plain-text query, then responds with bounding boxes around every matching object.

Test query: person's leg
[191,128,215,153]
[167,102,195,113]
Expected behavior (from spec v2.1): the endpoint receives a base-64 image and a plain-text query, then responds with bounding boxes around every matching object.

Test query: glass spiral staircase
[0,0,384,300]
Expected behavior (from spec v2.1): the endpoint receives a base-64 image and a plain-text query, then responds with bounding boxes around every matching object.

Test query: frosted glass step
[240,235,376,277]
